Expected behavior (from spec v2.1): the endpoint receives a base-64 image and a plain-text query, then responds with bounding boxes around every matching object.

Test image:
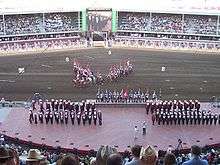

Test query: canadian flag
[123,88,129,98]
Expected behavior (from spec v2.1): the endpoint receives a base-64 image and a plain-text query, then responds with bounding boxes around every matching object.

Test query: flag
[123,88,128,98]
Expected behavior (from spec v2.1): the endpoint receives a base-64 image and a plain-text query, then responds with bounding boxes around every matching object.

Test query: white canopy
[0,0,220,15]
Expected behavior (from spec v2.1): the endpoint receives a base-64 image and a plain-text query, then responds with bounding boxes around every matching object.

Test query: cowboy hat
[26,149,44,162]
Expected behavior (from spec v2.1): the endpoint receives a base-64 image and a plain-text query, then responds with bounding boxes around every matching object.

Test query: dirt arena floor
[0,48,220,101]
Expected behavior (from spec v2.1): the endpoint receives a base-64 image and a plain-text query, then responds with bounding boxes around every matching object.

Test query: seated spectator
[60,154,80,165]
[124,145,141,165]
[96,145,117,165]
[182,145,208,165]
[107,153,123,165]
[164,153,177,165]
[140,146,157,165]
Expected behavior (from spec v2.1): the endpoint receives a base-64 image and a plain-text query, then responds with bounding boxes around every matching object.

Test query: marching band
[29,99,102,126]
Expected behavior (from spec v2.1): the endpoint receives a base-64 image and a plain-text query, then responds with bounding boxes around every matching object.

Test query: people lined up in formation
[29,99,102,126]
[118,12,218,35]
[145,100,220,125]
[107,60,134,82]
[96,89,160,103]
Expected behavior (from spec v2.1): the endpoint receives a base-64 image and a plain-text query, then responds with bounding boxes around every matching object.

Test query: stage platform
[0,102,220,152]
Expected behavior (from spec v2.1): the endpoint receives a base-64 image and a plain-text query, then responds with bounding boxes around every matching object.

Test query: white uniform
[134,127,139,139]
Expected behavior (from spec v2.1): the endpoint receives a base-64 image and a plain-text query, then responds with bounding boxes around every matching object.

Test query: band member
[98,110,102,126]
[29,109,34,124]
[142,122,146,135]
[55,111,59,124]
[77,113,81,125]
[70,110,75,125]
[38,111,44,124]
[65,111,68,124]
[60,114,64,124]
[152,113,156,125]
[82,114,86,125]
[34,113,38,124]
[50,112,53,124]
[88,113,92,125]
[45,112,49,124]
[93,112,97,125]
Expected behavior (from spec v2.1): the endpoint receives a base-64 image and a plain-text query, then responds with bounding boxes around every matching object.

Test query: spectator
[140,146,157,165]
[26,149,44,165]
[164,153,177,165]
[8,148,19,165]
[106,153,123,165]
[60,154,80,165]
[124,145,141,165]
[96,145,117,165]
[0,146,13,165]
[182,145,208,165]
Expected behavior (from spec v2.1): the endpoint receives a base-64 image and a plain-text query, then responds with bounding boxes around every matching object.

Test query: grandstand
[0,0,220,165]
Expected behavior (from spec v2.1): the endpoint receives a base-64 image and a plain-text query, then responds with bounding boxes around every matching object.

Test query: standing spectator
[124,145,141,165]
[182,145,208,165]
[164,153,177,165]
[96,145,117,165]
[0,147,13,165]
[60,154,80,165]
[107,153,123,165]
[140,146,157,165]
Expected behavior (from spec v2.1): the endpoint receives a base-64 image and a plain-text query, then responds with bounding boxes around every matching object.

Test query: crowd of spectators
[0,38,87,52]
[44,12,79,32]
[0,12,79,36]
[183,15,218,35]
[117,12,219,36]
[1,135,220,165]
[113,38,220,51]
[0,32,79,42]
[5,14,43,35]
[150,14,183,33]
[118,12,151,31]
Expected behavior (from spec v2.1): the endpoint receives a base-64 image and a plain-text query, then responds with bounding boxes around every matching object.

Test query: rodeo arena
[1,0,220,165]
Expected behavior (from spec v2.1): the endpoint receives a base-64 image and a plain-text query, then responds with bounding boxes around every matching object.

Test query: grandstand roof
[0,0,220,15]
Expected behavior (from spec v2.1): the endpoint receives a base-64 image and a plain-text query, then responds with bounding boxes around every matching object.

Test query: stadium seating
[0,16,4,36]
[117,12,219,36]
[44,12,79,32]
[5,14,44,35]
[3,12,79,35]
[118,12,151,31]
[150,13,183,33]
[183,15,218,35]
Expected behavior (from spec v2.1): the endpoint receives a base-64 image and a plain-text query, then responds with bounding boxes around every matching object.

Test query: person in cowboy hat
[0,146,13,165]
[25,149,45,165]
[140,146,158,165]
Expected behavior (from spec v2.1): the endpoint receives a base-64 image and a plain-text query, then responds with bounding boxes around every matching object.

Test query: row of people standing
[146,99,201,115]
[152,109,220,126]
[29,99,103,126]
[96,89,160,103]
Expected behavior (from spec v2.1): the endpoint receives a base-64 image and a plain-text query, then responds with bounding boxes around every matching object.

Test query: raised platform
[0,102,220,152]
